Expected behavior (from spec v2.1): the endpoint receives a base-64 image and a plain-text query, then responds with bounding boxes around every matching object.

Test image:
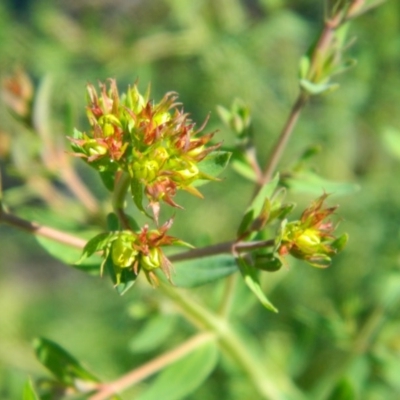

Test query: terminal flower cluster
[70,79,221,217]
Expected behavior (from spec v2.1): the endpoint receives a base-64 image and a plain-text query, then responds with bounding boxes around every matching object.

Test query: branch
[89,332,215,400]
[261,93,308,185]
[0,209,86,249]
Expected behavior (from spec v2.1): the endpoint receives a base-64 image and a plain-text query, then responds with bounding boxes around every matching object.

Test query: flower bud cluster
[109,219,183,285]
[70,79,220,217]
[277,194,347,268]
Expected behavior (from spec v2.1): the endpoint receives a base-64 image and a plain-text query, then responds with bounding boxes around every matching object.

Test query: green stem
[218,273,238,318]
[160,284,304,400]
[90,332,216,400]
[261,93,308,186]
[112,171,132,229]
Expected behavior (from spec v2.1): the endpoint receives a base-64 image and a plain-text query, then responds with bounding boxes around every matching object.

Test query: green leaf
[237,174,279,237]
[237,257,278,313]
[164,254,238,288]
[299,79,339,95]
[135,339,218,400]
[76,232,115,264]
[23,379,39,400]
[36,236,102,274]
[330,233,349,254]
[99,169,116,191]
[194,151,232,186]
[284,171,360,196]
[33,338,99,387]
[231,157,258,182]
[130,315,178,353]
[131,179,147,214]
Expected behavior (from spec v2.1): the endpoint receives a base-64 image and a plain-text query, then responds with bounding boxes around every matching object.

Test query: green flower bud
[296,228,321,250]
[84,140,108,157]
[112,234,138,268]
[141,248,161,270]
[133,160,159,182]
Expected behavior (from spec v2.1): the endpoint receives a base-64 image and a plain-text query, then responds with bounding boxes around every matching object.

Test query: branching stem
[89,332,216,400]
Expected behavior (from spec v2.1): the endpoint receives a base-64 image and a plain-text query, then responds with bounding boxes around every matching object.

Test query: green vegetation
[1,1,400,399]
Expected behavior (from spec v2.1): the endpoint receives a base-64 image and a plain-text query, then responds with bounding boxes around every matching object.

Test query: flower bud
[141,248,161,271]
[112,234,138,268]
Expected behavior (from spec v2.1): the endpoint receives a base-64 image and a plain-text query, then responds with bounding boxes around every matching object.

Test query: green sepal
[305,253,332,268]
[237,174,279,238]
[130,178,147,214]
[329,233,349,254]
[254,254,283,272]
[236,257,278,312]
[105,256,139,295]
[33,338,99,388]
[23,379,39,400]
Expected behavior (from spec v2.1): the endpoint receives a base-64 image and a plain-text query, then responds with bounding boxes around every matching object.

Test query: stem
[60,164,99,215]
[218,273,238,318]
[0,209,86,249]
[112,172,132,230]
[90,332,215,400]
[0,207,275,260]
[160,284,304,400]
[169,239,275,262]
[261,93,308,186]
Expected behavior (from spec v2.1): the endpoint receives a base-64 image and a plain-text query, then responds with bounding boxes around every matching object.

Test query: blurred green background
[1,0,400,399]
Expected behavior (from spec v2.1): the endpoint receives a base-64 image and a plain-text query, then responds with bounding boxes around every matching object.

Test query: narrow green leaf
[36,236,102,274]
[130,315,178,353]
[33,338,99,387]
[99,169,116,191]
[77,232,115,264]
[136,340,218,400]
[164,254,238,288]
[237,257,278,313]
[194,151,231,186]
[23,379,39,400]
[237,174,279,237]
[299,79,339,95]
[231,158,258,182]
[284,171,360,196]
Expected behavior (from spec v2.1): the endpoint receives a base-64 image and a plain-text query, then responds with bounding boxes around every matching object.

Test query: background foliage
[1,0,400,399]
